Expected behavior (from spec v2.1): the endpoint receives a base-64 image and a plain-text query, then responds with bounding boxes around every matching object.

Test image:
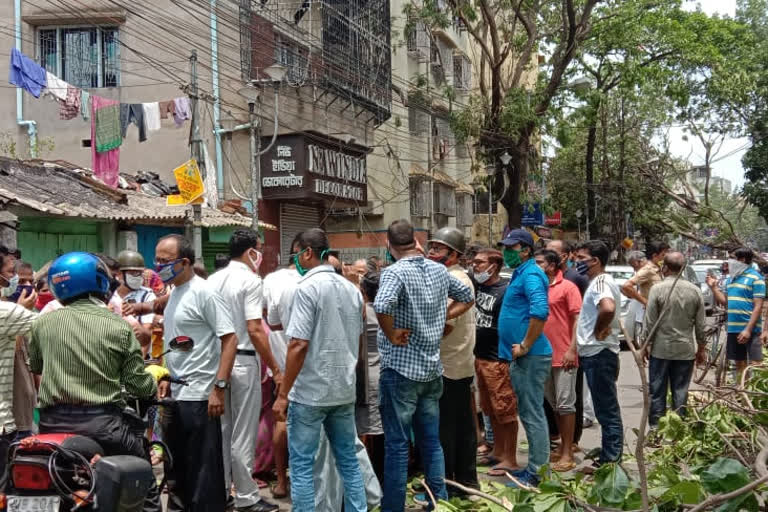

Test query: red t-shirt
[543,271,582,367]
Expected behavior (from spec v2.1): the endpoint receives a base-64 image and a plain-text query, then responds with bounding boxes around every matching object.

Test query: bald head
[664,251,686,274]
[546,240,570,269]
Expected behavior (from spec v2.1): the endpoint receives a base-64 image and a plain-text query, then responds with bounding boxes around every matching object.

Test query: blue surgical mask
[566,259,574,269]
[156,260,182,283]
[7,283,32,302]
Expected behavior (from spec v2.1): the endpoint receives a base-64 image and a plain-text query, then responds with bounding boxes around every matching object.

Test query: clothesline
[9,47,192,189]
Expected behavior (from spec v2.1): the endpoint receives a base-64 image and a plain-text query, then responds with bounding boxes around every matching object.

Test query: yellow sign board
[166,194,204,206]
[171,159,205,204]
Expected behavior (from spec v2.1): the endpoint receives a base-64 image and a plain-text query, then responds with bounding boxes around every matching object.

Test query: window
[406,19,430,61]
[409,177,430,217]
[38,27,119,88]
[453,54,471,90]
[473,188,499,214]
[408,105,429,136]
[433,182,456,216]
[456,193,474,226]
[274,35,308,84]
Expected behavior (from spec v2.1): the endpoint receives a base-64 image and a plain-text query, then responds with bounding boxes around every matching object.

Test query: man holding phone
[373,219,474,512]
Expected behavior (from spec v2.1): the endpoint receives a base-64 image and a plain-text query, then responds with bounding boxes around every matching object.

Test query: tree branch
[687,474,768,512]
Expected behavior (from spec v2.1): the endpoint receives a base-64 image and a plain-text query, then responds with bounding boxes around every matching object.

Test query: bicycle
[694,309,728,386]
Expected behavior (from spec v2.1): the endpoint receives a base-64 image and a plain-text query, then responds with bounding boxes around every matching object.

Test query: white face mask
[125,273,144,291]
[728,258,749,278]
[472,265,495,284]
[0,274,19,297]
[248,249,263,273]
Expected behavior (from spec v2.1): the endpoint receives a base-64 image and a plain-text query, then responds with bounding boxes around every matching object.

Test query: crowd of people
[0,219,761,512]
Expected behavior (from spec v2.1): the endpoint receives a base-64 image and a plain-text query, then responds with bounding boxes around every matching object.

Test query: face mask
[385,249,397,264]
[0,274,19,298]
[294,249,308,277]
[156,260,182,283]
[576,260,591,275]
[503,248,523,269]
[473,266,494,284]
[36,291,55,310]
[7,284,33,303]
[248,249,263,273]
[565,258,574,269]
[728,258,749,278]
[124,273,144,291]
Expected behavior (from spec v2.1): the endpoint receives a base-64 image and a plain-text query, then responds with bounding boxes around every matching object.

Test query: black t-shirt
[564,267,589,297]
[473,278,509,361]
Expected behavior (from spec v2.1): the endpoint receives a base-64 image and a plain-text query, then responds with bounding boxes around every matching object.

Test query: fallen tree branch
[418,479,437,509]
[444,479,512,510]
[504,471,539,493]
[686,473,768,512]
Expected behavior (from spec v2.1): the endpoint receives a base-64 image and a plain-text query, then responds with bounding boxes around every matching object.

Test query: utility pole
[249,101,261,231]
[189,50,205,265]
[426,64,434,237]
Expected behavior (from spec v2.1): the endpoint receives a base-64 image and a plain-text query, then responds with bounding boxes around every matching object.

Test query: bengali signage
[260,133,369,206]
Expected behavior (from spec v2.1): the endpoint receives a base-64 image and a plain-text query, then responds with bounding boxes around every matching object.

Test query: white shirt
[577,273,621,357]
[208,260,263,352]
[263,267,300,371]
[163,276,235,400]
[0,302,36,433]
[123,287,156,326]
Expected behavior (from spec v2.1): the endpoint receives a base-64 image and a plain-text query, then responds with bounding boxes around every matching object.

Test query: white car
[606,265,635,343]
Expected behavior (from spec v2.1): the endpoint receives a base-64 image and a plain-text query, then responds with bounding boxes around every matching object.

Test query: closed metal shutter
[280,204,322,264]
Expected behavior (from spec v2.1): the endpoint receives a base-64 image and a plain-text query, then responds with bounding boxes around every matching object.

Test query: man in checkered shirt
[374,219,475,512]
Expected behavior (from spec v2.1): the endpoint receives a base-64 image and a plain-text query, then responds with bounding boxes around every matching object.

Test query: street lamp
[237,63,287,232]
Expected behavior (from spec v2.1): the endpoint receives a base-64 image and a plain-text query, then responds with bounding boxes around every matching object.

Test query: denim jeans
[509,354,552,474]
[580,349,623,463]
[379,369,447,512]
[287,402,366,512]
[648,357,695,427]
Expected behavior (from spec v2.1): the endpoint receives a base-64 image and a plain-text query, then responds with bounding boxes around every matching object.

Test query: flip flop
[270,483,288,499]
[477,455,501,466]
[477,444,493,456]
[487,466,521,477]
[552,460,577,472]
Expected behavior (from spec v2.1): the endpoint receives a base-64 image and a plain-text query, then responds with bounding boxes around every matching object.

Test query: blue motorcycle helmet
[48,252,112,302]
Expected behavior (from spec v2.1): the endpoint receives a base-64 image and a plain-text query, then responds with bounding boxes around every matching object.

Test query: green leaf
[588,463,630,506]
[662,481,706,505]
[700,458,751,494]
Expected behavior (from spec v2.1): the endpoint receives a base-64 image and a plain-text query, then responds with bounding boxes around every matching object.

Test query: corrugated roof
[0,157,276,230]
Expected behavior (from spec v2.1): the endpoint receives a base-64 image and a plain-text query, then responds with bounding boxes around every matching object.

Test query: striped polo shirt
[29,298,156,409]
[726,268,766,333]
[0,302,36,434]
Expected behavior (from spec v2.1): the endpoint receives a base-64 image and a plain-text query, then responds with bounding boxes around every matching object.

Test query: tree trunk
[500,140,528,228]
[585,124,597,238]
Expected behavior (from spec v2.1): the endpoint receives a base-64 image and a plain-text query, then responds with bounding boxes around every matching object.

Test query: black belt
[42,404,121,416]
[236,349,256,356]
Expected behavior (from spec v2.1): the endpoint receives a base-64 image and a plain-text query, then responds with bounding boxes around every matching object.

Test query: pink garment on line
[91,96,120,188]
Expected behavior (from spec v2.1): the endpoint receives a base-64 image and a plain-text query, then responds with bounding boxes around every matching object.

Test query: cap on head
[499,228,534,248]
[117,250,145,271]
[428,227,466,254]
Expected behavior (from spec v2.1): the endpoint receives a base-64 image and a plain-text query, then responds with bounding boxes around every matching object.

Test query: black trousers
[39,407,162,512]
[439,376,478,492]
[162,400,227,512]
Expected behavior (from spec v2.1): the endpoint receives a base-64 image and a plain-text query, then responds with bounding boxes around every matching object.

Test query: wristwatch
[214,379,230,390]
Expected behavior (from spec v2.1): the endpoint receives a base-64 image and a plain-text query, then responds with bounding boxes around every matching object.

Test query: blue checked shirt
[374,256,474,382]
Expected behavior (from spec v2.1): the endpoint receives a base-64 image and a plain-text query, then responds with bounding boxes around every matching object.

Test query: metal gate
[280,204,322,265]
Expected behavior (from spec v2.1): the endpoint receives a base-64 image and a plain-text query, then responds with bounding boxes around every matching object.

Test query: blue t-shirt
[726,268,766,334]
[498,259,552,360]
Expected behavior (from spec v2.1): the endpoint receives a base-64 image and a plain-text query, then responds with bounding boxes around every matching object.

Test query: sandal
[270,482,288,499]
[477,444,493,456]
[552,460,576,472]
[487,466,521,477]
[477,455,501,466]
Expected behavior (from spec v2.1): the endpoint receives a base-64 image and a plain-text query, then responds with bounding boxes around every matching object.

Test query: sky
[670,0,749,189]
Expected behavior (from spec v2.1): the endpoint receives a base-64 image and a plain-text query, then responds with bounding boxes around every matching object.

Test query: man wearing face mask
[573,240,623,468]
[708,247,765,381]
[207,229,281,512]
[620,241,669,341]
[0,252,37,481]
[114,251,155,349]
[374,219,474,511]
[497,229,551,488]
[425,227,478,497]
[155,234,237,512]
[470,248,520,476]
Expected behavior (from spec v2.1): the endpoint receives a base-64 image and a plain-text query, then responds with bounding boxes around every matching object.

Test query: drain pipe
[210,0,224,197]
[15,0,37,157]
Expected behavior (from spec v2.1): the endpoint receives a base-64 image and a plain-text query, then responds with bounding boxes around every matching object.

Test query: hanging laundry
[120,103,147,142]
[44,72,68,101]
[142,102,161,131]
[59,86,81,120]
[159,100,175,119]
[9,48,47,98]
[91,96,120,188]
[93,96,121,153]
[80,90,90,120]
[173,97,191,127]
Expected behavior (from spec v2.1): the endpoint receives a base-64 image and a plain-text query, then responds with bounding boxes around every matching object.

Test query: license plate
[6,495,60,512]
